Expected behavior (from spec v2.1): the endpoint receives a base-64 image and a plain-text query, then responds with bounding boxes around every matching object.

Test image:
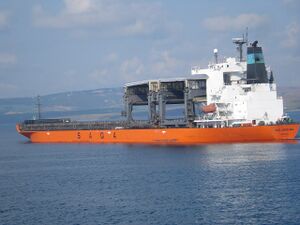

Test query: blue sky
[0,0,299,98]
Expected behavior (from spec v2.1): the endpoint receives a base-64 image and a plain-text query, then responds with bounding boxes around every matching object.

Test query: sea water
[1,112,300,225]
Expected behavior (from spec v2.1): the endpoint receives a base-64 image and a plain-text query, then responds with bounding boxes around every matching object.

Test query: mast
[232,28,248,62]
[232,37,247,62]
[36,95,41,120]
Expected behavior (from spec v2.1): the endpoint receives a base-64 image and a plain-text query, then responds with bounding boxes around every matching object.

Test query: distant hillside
[278,86,300,111]
[0,88,124,123]
[0,87,123,115]
[0,86,299,123]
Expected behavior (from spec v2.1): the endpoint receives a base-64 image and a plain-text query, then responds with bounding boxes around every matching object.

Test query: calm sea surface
[1,112,300,225]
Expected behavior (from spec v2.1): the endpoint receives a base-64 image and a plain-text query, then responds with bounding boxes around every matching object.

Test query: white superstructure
[192,38,283,125]
[124,37,285,127]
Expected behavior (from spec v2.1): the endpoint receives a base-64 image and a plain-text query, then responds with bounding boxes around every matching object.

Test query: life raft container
[202,103,217,113]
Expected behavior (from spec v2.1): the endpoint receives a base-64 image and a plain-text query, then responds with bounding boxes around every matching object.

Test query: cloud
[119,20,149,36]
[0,83,18,98]
[32,0,168,37]
[105,52,119,63]
[89,68,109,85]
[33,0,120,28]
[89,49,183,87]
[120,57,145,82]
[202,14,267,31]
[151,50,182,76]
[281,22,300,48]
[0,53,17,65]
[118,50,183,83]
[88,55,145,86]
[0,11,9,28]
[64,0,93,14]
[282,0,299,5]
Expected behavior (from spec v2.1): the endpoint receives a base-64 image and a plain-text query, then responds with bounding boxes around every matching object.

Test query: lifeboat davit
[202,103,216,113]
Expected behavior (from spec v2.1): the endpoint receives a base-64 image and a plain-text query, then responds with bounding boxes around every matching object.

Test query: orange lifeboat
[202,103,217,113]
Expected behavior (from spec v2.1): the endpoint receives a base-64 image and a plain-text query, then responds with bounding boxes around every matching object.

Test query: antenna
[245,27,248,45]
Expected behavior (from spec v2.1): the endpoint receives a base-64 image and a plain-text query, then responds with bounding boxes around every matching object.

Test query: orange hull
[16,124,299,145]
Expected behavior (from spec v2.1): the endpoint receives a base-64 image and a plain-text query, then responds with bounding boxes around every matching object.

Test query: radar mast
[232,28,248,62]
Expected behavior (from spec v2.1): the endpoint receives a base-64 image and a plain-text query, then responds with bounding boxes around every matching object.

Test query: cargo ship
[16,37,299,144]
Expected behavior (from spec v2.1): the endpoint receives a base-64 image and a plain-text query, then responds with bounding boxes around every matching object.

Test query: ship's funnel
[246,41,268,84]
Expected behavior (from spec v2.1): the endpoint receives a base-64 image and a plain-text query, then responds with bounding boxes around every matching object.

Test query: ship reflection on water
[203,143,292,166]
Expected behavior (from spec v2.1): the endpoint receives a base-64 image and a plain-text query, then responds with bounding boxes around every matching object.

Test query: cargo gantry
[123,76,207,127]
